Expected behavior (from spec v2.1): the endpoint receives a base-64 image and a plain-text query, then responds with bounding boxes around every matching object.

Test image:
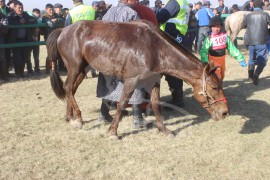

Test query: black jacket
[7,11,37,42]
[243,10,270,45]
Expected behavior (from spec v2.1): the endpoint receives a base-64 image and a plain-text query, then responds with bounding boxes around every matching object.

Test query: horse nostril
[222,112,229,117]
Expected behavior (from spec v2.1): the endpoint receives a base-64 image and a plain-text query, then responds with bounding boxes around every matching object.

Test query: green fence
[0,23,48,49]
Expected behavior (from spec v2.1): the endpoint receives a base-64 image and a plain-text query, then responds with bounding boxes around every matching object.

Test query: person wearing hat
[156,0,190,107]
[65,0,95,26]
[195,0,214,54]
[92,1,99,11]
[243,0,270,85]
[200,16,247,81]
[54,3,64,19]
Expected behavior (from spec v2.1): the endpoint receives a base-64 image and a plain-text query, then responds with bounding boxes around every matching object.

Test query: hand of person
[240,61,247,67]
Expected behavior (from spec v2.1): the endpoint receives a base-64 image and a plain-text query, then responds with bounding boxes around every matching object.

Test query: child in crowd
[200,16,247,81]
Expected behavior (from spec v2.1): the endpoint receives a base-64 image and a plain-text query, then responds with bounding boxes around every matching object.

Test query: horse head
[193,62,229,120]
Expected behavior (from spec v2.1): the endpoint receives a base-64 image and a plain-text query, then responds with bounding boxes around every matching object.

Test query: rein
[198,66,227,108]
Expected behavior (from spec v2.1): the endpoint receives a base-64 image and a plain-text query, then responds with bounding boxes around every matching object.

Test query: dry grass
[1,41,270,179]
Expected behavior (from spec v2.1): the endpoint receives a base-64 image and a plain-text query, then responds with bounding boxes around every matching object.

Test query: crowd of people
[0,0,269,128]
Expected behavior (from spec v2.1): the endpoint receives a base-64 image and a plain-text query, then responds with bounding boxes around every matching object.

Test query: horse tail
[47,28,63,62]
[47,28,66,100]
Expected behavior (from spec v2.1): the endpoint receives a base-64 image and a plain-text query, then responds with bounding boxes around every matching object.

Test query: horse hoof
[109,135,119,141]
[70,120,83,129]
[167,133,175,139]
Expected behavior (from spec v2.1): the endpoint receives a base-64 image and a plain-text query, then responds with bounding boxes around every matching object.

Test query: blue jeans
[197,26,210,53]
[248,44,268,68]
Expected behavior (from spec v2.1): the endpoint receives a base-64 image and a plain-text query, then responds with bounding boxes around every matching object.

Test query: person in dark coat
[7,1,37,78]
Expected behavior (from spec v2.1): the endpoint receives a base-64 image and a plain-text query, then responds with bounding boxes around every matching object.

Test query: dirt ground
[1,40,270,179]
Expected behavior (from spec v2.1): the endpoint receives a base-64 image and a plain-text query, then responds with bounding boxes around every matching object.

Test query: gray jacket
[243,9,270,45]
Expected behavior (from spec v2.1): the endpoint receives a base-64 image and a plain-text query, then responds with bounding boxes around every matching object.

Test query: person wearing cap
[243,0,270,85]
[65,0,95,26]
[156,0,190,107]
[200,16,247,81]
[151,0,162,14]
[195,0,214,53]
[42,3,65,73]
[54,3,65,21]
[216,0,229,16]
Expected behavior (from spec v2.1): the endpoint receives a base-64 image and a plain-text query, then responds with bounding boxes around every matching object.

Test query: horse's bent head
[193,62,229,120]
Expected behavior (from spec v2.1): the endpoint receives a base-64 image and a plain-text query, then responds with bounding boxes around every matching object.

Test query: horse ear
[206,61,218,75]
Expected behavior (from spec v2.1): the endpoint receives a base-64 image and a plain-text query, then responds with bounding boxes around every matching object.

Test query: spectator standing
[53,3,65,72]
[156,0,190,107]
[231,4,240,13]
[193,1,202,52]
[216,0,229,16]
[200,16,247,81]
[7,1,37,78]
[94,1,110,20]
[151,0,162,14]
[7,0,16,10]
[0,0,12,15]
[92,1,99,13]
[42,3,65,73]
[243,0,254,11]
[65,0,95,26]
[243,0,270,85]
[195,0,214,53]
[262,0,270,10]
[0,11,8,82]
[31,8,41,74]
[186,3,197,52]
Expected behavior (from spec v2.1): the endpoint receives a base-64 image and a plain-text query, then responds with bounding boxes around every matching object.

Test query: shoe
[132,116,150,129]
[97,112,113,123]
[253,74,259,85]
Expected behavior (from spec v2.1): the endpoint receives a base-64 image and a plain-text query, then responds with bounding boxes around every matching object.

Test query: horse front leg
[151,83,174,137]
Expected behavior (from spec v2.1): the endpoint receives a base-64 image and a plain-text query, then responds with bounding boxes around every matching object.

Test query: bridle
[198,65,227,108]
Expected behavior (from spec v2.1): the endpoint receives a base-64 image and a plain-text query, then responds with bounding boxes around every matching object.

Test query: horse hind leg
[151,83,174,137]
[65,64,86,129]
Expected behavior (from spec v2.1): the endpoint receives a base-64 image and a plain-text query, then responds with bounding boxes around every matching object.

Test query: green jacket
[200,35,245,63]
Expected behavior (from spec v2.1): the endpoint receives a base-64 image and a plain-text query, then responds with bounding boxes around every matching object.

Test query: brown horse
[47,20,229,139]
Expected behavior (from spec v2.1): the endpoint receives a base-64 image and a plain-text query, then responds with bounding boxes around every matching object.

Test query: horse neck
[157,46,204,86]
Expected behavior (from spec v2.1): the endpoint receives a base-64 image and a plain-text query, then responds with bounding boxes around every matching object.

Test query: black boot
[253,65,264,85]
[168,88,184,108]
[97,99,113,123]
[248,65,255,82]
[132,104,150,129]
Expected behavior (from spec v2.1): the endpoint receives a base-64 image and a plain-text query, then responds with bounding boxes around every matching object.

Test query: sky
[22,0,248,11]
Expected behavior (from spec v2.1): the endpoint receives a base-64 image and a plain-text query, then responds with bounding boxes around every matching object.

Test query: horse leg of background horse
[150,83,174,137]
[64,67,85,129]
[108,80,137,140]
